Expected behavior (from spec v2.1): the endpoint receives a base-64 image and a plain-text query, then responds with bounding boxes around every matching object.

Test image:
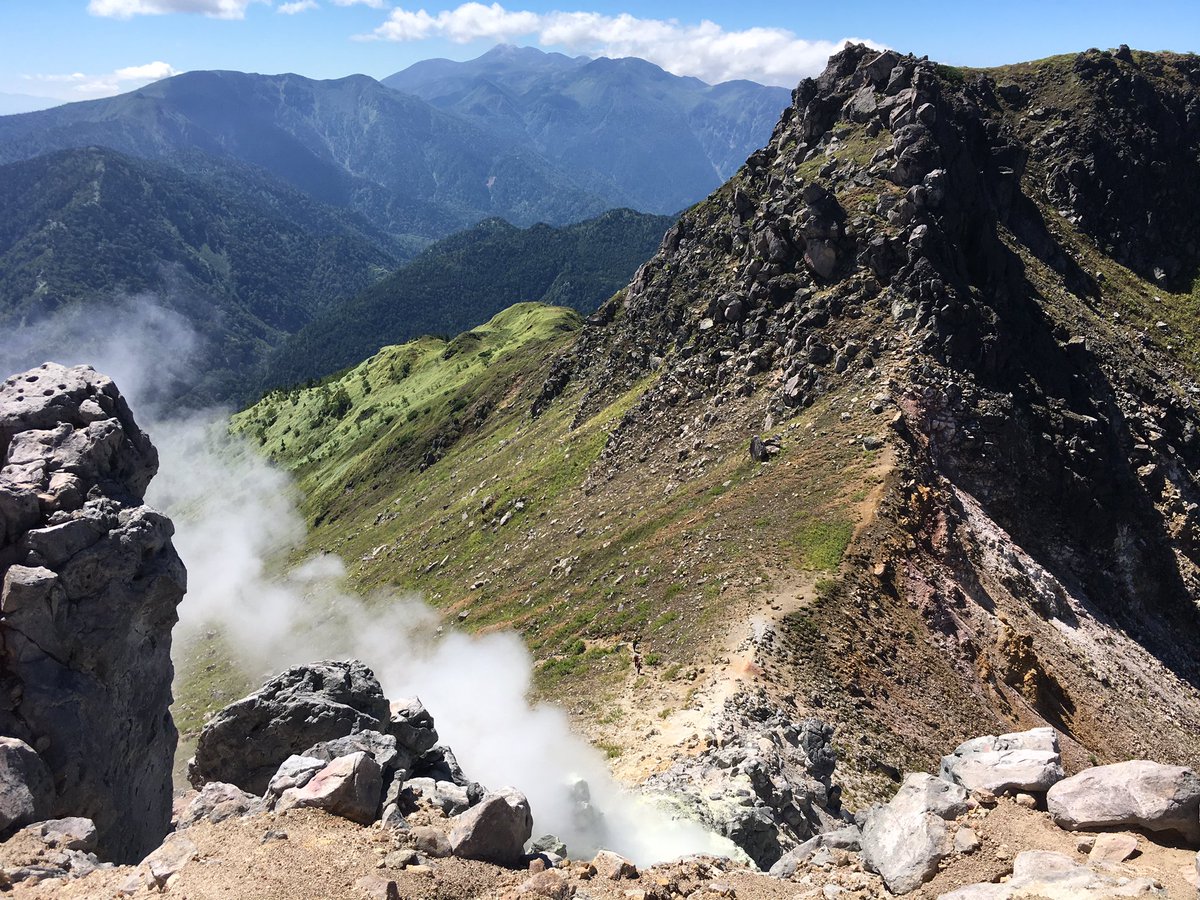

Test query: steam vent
[0,363,185,863]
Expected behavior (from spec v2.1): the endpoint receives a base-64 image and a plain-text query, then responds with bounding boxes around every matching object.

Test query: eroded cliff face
[533,45,1200,792]
[0,363,185,862]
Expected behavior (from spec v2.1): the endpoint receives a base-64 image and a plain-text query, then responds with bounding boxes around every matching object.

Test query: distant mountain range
[0,69,608,250]
[0,47,788,246]
[0,146,400,403]
[0,92,61,116]
[385,45,791,216]
[258,207,673,392]
[0,45,780,401]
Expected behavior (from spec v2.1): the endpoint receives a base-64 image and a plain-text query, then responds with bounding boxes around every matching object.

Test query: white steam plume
[1,297,735,865]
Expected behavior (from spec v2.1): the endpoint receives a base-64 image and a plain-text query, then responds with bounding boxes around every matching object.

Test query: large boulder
[1046,760,1200,843]
[861,773,968,895]
[448,788,533,864]
[0,364,185,863]
[0,738,52,834]
[275,752,383,825]
[939,849,1161,899]
[939,727,1064,794]
[187,659,390,794]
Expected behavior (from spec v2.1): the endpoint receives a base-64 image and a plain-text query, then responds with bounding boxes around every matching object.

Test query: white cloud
[23,61,181,100]
[278,0,318,12]
[88,0,258,19]
[363,3,881,86]
[332,0,385,7]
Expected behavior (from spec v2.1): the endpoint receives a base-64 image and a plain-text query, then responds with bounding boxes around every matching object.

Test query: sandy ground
[7,795,1198,900]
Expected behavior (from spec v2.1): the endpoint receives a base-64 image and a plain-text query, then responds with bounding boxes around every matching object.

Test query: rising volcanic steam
[0,298,734,865]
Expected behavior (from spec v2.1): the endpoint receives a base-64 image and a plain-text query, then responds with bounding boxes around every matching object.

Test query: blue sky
[2,0,1198,102]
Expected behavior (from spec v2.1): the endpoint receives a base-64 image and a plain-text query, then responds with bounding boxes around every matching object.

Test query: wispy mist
[3,296,734,865]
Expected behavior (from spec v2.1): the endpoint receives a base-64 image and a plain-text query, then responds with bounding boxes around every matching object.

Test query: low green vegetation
[796,519,855,571]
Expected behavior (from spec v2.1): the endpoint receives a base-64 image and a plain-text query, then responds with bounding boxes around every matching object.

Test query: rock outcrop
[860,772,969,894]
[0,363,185,862]
[188,659,392,794]
[524,41,1200,799]
[643,689,843,869]
[1047,760,1200,844]
[189,659,521,860]
[939,728,1065,795]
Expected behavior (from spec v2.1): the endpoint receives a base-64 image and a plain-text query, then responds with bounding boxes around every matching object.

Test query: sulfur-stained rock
[275,752,383,825]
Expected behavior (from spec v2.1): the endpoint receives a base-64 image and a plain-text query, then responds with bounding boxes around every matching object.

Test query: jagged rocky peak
[534,45,1200,783]
[0,362,185,863]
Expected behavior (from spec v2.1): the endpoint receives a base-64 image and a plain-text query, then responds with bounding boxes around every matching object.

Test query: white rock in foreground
[861,773,968,894]
[939,727,1064,794]
[1046,760,1200,844]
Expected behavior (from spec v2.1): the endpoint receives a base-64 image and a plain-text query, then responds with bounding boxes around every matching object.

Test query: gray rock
[389,698,439,756]
[189,659,390,795]
[448,788,533,864]
[304,729,409,779]
[1088,832,1138,865]
[0,738,52,834]
[768,826,861,878]
[804,240,838,279]
[939,728,1064,794]
[1046,760,1200,844]
[265,755,327,805]
[413,744,470,786]
[177,781,264,828]
[861,773,968,894]
[939,849,1161,899]
[862,51,901,88]
[530,834,568,857]
[404,777,472,815]
[954,826,980,854]
[24,817,97,852]
[592,849,638,880]
[0,364,183,863]
[275,752,383,825]
[642,693,842,871]
[142,833,198,889]
[411,825,451,858]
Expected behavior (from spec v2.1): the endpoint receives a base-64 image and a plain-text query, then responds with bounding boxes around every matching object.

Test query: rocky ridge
[531,44,1200,792]
[0,363,185,862]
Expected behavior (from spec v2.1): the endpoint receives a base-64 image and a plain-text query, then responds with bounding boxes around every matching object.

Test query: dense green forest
[257,208,673,392]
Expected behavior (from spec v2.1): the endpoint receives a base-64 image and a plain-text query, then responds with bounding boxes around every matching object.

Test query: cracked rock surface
[0,363,185,863]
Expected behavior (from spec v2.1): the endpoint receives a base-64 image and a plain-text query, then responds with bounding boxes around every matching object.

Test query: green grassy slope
[232,300,879,743]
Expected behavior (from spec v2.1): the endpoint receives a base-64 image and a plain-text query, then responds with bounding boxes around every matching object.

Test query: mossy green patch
[795,519,855,571]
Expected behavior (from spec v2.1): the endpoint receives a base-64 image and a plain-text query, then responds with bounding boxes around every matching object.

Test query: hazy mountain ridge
[0,146,402,402]
[0,69,610,245]
[259,207,674,392]
[385,45,792,214]
[0,53,788,244]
